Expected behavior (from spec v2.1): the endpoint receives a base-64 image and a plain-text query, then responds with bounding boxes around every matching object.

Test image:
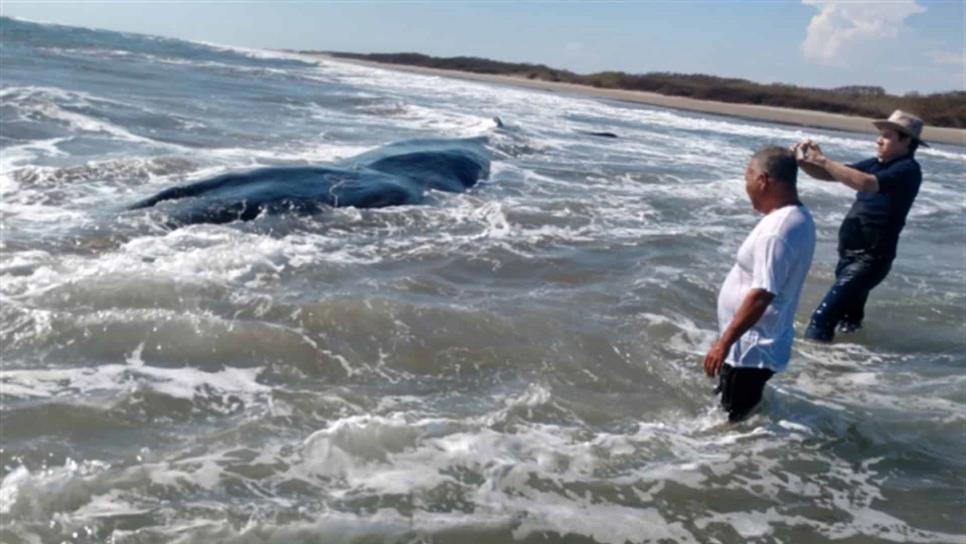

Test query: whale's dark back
[130,137,490,226]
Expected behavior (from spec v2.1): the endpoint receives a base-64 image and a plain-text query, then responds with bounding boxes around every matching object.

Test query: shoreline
[305,53,965,147]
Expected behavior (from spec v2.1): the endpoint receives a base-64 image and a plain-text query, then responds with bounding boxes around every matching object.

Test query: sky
[2,0,964,94]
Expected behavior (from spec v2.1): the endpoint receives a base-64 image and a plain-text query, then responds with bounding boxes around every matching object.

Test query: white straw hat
[873,110,929,148]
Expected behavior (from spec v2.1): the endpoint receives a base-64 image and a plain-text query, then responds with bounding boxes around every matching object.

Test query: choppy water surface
[1,17,964,544]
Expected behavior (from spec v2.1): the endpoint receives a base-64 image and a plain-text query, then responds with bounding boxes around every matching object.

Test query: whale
[580,131,619,138]
[129,137,490,226]
[493,115,617,139]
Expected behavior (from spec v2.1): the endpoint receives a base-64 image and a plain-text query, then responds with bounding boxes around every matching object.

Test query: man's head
[876,127,917,162]
[745,146,798,213]
[873,110,927,161]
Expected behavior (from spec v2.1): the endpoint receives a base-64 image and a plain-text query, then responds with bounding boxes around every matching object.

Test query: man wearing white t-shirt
[703,146,816,422]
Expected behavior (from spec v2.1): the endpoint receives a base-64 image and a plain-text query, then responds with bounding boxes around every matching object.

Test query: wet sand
[307,53,965,147]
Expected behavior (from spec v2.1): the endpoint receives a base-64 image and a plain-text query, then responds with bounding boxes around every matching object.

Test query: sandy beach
[308,53,965,147]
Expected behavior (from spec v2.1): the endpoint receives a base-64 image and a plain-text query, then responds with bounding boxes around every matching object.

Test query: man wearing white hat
[795,110,927,342]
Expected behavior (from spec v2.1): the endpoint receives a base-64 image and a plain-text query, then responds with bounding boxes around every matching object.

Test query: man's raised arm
[795,141,878,192]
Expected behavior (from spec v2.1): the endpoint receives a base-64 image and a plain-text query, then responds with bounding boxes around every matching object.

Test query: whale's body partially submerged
[130,137,490,225]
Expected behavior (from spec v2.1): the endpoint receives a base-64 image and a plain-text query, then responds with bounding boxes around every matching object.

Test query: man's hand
[799,140,828,166]
[794,139,835,181]
[703,340,729,377]
[704,288,774,378]
[804,140,825,166]
[791,139,815,159]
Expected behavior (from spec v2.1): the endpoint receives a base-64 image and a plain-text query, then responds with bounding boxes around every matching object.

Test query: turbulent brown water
[1,17,964,543]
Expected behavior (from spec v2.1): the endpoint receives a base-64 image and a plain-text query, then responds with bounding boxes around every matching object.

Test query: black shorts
[715,365,774,422]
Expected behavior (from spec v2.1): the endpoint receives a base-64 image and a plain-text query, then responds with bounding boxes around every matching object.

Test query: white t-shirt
[716,204,815,372]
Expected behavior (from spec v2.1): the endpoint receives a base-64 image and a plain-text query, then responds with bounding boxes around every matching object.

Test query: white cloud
[801,0,926,65]
[926,50,966,66]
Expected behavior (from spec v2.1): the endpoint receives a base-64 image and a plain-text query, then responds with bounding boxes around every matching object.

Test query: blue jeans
[804,253,892,342]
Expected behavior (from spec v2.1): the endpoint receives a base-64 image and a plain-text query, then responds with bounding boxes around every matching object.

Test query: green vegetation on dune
[317,51,966,129]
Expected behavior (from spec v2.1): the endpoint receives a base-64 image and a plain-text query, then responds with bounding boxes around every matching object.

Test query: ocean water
[1,17,964,544]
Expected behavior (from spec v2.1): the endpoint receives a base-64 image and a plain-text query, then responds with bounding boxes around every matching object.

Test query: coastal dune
[307,53,965,147]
